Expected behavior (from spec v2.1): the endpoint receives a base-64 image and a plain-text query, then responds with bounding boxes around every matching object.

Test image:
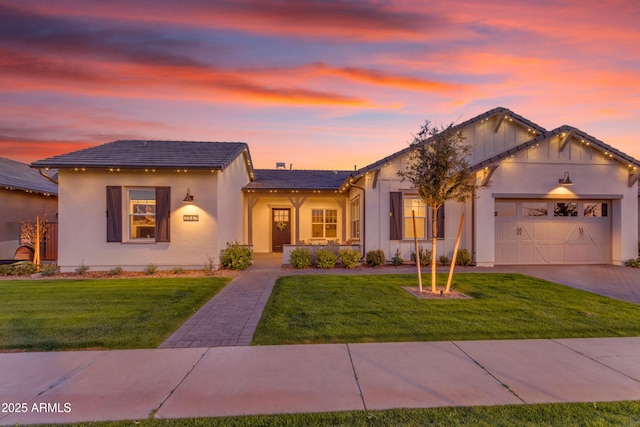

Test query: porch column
[288,196,306,244]
[335,197,347,242]
[247,194,259,245]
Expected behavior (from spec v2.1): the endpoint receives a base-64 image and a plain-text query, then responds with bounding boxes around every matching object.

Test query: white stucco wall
[216,153,251,254]
[57,169,224,271]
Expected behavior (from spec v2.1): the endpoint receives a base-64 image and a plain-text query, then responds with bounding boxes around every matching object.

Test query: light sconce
[558,172,573,186]
[182,188,195,203]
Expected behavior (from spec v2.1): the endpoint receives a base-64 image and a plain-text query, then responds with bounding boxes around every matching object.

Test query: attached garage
[495,199,611,264]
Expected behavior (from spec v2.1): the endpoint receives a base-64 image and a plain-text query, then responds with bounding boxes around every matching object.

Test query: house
[0,157,58,260]
[31,140,252,272]
[31,107,640,271]
[341,107,640,266]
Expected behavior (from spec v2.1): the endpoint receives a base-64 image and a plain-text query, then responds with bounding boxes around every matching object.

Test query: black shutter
[436,205,445,239]
[106,186,122,242]
[155,187,171,242]
[389,192,402,240]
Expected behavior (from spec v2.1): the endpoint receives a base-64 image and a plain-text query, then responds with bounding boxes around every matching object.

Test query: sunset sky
[1,0,639,170]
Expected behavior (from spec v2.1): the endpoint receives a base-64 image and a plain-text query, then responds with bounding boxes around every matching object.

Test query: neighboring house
[32,140,252,272]
[0,157,58,260]
[342,107,640,266]
[31,107,640,271]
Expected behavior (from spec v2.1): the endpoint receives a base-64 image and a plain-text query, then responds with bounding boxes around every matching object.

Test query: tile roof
[245,169,352,191]
[0,157,58,195]
[31,140,252,171]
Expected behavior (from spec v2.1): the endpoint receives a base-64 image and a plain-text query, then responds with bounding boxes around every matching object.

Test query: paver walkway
[159,254,281,348]
[161,255,640,349]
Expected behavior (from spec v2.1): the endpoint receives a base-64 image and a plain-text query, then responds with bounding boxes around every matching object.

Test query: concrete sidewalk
[1,337,640,425]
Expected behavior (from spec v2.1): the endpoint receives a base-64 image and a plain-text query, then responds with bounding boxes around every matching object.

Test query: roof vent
[276,162,286,169]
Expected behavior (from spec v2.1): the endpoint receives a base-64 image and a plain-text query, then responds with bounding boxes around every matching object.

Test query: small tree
[398,121,477,293]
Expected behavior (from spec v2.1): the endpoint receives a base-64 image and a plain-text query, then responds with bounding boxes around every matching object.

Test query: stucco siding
[216,153,251,253]
[57,170,220,271]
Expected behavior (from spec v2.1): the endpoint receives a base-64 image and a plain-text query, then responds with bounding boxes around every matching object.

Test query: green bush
[172,267,185,275]
[455,248,472,266]
[220,242,253,270]
[625,257,640,268]
[392,249,404,266]
[439,254,450,266]
[315,249,337,269]
[0,264,11,276]
[109,266,124,276]
[289,247,312,269]
[365,249,386,267]
[338,248,361,269]
[411,246,431,266]
[12,261,37,276]
[40,264,59,276]
[75,263,89,275]
[144,263,158,275]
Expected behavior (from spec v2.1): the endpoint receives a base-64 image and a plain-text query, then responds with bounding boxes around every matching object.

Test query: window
[311,209,337,238]
[584,202,608,217]
[495,201,516,217]
[403,196,426,239]
[522,202,548,217]
[129,189,156,239]
[106,186,170,243]
[350,198,360,239]
[554,202,578,217]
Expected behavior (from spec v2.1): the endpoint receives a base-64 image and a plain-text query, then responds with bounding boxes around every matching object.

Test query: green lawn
[0,277,230,351]
[253,273,640,345]
[40,401,640,426]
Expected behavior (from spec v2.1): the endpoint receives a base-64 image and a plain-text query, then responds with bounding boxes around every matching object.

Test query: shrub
[411,246,431,266]
[625,257,640,268]
[0,264,11,276]
[365,249,386,267]
[220,241,253,270]
[289,247,312,269]
[109,266,124,276]
[75,263,89,275]
[40,264,59,276]
[172,267,185,275]
[339,248,361,269]
[11,261,37,276]
[144,263,158,275]
[455,249,472,266]
[392,249,404,266]
[439,254,450,266]
[203,257,216,273]
[315,249,337,269]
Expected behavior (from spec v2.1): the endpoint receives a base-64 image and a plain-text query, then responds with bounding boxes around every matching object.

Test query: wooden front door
[272,208,291,252]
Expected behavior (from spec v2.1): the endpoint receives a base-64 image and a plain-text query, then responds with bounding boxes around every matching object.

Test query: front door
[272,208,291,252]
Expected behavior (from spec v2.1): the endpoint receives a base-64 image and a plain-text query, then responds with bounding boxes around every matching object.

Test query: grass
[0,277,230,351]
[253,273,640,345]
[35,401,640,426]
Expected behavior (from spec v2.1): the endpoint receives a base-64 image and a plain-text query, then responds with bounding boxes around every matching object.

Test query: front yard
[253,273,640,345]
[0,277,230,351]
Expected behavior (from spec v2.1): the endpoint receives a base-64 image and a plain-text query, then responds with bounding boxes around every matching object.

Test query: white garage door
[495,200,611,264]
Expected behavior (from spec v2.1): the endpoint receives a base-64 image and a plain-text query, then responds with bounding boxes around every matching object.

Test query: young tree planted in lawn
[398,120,477,293]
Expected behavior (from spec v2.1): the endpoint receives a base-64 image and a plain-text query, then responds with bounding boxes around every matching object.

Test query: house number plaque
[183,215,199,222]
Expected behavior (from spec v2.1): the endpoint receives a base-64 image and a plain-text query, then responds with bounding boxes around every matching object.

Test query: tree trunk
[431,204,439,293]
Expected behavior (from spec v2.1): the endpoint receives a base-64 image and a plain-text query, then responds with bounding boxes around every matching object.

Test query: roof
[354,107,547,177]
[344,107,640,188]
[245,169,352,191]
[469,125,640,172]
[0,157,58,196]
[31,140,253,173]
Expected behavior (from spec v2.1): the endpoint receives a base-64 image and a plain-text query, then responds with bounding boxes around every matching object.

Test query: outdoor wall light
[182,188,195,203]
[558,172,573,186]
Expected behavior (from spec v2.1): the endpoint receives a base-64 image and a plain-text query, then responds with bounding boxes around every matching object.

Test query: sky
[1,0,639,171]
